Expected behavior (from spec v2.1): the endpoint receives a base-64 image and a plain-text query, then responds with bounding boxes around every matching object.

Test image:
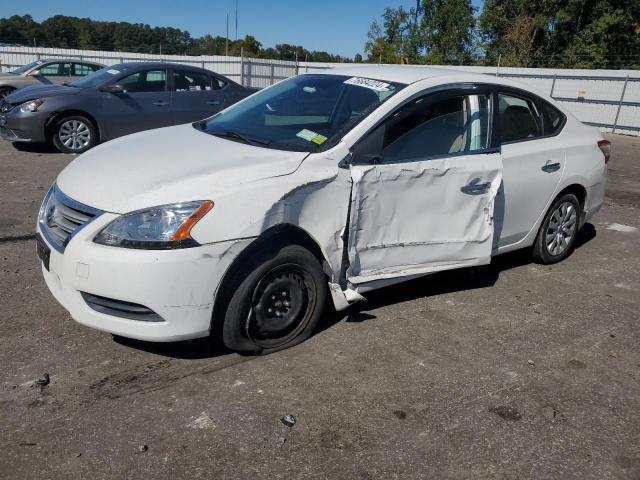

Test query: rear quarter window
[538,100,565,136]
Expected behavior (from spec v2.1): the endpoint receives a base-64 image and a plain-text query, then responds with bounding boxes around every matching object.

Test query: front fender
[190,152,352,278]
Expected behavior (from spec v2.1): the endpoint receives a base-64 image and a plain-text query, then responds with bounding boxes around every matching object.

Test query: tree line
[1,4,639,69]
[365,0,640,69]
[0,14,353,63]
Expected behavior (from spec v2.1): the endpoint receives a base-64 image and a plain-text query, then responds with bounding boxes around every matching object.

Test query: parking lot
[0,134,639,479]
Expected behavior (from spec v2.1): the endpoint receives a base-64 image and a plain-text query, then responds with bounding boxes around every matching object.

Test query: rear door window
[120,70,167,93]
[498,93,542,143]
[173,70,217,92]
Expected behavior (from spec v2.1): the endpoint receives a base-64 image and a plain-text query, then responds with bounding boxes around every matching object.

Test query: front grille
[39,185,103,252]
[0,101,14,113]
[81,292,164,322]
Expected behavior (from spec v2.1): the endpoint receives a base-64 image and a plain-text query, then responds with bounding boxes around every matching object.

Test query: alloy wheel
[58,120,91,151]
[545,201,577,256]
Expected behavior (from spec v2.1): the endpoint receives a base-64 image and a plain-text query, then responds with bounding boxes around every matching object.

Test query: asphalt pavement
[0,134,639,479]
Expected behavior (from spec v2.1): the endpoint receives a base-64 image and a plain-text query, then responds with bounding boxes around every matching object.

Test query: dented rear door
[346,88,502,285]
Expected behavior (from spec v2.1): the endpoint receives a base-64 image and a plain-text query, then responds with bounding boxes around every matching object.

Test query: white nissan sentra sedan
[36,66,609,354]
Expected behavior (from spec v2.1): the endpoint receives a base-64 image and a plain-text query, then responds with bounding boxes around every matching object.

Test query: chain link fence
[1,46,638,136]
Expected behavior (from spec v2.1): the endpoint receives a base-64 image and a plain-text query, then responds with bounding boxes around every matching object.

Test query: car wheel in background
[219,244,327,355]
[51,115,97,154]
[533,193,581,264]
[0,87,15,99]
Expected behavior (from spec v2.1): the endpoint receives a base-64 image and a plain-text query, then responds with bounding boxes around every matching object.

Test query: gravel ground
[0,134,638,479]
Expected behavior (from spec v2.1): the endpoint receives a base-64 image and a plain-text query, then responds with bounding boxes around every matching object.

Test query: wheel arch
[211,223,333,334]
[555,183,587,224]
[45,110,101,143]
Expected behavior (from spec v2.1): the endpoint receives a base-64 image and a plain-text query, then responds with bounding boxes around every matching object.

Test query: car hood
[57,124,309,213]
[6,84,80,103]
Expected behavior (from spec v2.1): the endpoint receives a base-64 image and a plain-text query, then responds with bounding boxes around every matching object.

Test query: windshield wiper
[212,130,271,147]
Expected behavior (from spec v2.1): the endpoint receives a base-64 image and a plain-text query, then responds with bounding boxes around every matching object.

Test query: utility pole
[225,14,229,56]
[235,0,238,40]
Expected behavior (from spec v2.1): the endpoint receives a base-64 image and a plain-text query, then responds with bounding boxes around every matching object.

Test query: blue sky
[6,0,483,58]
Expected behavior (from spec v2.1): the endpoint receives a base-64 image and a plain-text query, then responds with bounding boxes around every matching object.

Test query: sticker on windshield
[343,77,390,92]
[106,69,120,75]
[296,129,328,145]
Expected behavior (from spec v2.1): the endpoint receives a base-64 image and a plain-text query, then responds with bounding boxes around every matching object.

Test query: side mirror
[100,84,125,94]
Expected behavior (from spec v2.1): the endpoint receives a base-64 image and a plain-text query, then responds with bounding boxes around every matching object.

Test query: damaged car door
[346,88,503,285]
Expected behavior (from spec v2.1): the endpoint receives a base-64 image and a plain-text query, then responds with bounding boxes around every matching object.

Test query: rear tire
[51,115,97,154]
[533,193,581,264]
[219,244,327,355]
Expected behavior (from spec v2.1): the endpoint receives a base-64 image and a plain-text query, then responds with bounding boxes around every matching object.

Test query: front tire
[533,193,581,264]
[51,115,97,154]
[220,244,327,355]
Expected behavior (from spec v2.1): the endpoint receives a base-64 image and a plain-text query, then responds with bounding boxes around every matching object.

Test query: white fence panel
[1,46,638,135]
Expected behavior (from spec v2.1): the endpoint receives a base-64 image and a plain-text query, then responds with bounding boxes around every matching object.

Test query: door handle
[152,100,169,106]
[541,161,561,173]
[206,100,221,106]
[461,181,492,195]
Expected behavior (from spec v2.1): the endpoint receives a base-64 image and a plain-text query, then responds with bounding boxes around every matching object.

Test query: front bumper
[0,109,48,143]
[38,213,252,342]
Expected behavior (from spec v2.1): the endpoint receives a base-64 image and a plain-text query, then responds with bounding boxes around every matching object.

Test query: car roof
[312,65,469,84]
[311,64,548,96]
[109,62,212,71]
[39,58,104,65]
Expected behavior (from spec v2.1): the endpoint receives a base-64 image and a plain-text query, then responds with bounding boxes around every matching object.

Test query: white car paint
[37,65,607,342]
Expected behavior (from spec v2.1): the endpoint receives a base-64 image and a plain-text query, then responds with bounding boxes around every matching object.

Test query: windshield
[70,65,131,88]
[12,60,46,75]
[196,74,405,152]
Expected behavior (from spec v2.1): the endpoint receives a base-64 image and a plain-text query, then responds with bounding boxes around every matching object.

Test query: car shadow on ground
[12,142,62,154]
[114,223,596,360]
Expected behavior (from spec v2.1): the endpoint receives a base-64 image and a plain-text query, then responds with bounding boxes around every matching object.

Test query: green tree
[418,0,475,65]
[479,0,640,68]
[0,14,355,62]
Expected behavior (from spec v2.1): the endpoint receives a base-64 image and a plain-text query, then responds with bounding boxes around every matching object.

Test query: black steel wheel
[218,244,327,354]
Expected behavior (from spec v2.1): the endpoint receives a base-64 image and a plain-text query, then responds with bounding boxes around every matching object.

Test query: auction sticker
[343,77,390,91]
[296,129,328,145]
[107,69,120,75]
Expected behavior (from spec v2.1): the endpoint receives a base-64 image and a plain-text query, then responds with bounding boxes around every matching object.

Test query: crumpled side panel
[259,168,352,281]
[347,154,502,284]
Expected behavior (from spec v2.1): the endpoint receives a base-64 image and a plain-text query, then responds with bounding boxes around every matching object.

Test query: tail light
[597,140,611,163]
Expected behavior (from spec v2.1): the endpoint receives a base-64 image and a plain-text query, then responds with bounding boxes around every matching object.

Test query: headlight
[94,201,213,249]
[19,99,43,113]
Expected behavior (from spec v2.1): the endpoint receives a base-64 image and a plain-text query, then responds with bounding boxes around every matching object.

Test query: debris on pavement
[527,359,535,366]
[489,405,522,421]
[137,445,148,453]
[280,415,296,428]
[32,373,50,389]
